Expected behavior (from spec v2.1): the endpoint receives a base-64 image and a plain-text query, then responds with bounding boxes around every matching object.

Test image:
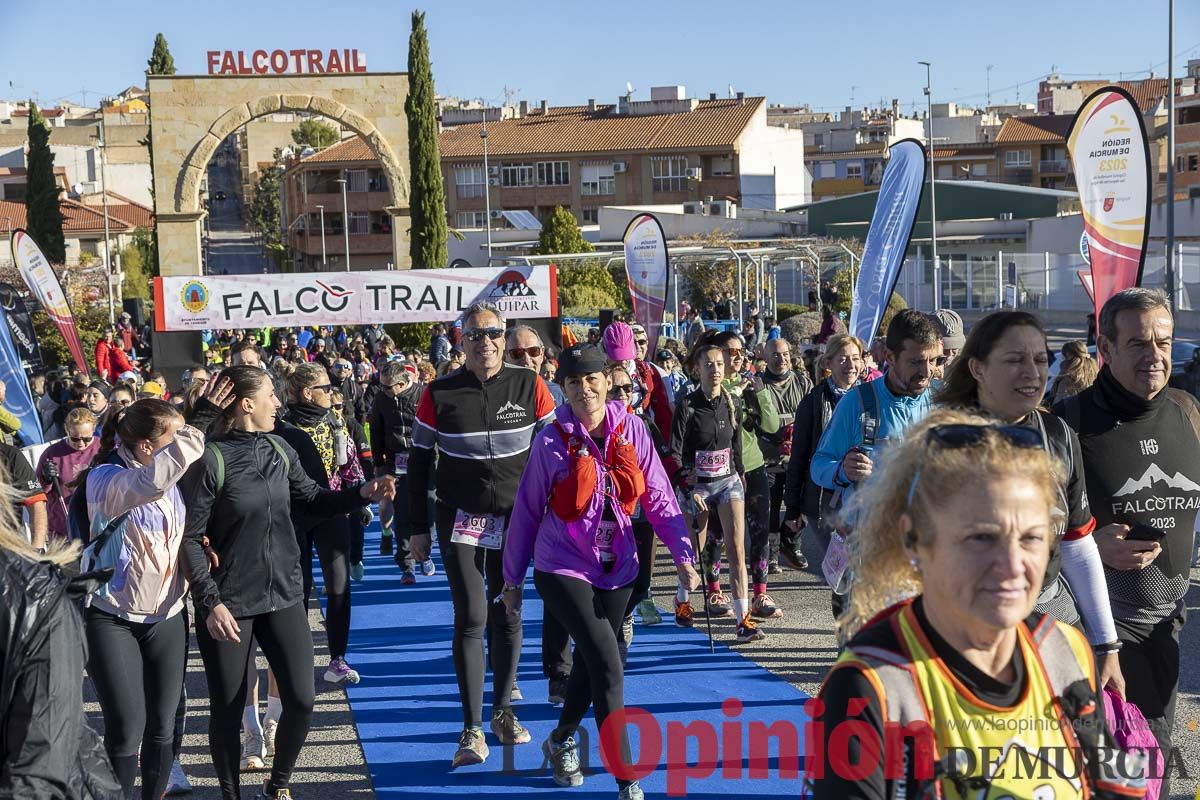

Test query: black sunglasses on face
[69,435,94,445]
[464,327,505,343]
[508,346,544,359]
[333,403,344,410]
[311,384,333,392]
[927,423,1043,450]
[608,384,633,397]
[634,339,648,346]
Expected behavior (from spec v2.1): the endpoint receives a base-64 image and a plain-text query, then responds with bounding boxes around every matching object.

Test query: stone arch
[172,93,410,215]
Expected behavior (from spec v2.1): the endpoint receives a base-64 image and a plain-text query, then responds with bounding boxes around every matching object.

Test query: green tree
[248,160,284,267]
[119,229,153,301]
[25,103,66,264]
[405,10,448,269]
[535,206,593,255]
[291,119,340,149]
[143,32,176,277]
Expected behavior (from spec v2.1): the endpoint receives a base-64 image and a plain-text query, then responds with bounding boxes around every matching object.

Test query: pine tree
[291,119,339,149]
[147,33,176,75]
[404,10,448,269]
[25,103,66,264]
[535,206,593,255]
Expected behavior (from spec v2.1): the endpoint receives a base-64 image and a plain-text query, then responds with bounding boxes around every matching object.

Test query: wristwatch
[1093,641,1123,655]
[502,583,520,593]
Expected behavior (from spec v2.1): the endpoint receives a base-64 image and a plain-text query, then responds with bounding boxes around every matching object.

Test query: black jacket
[0,552,121,800]
[180,429,367,618]
[369,381,423,471]
[669,387,744,481]
[783,380,842,520]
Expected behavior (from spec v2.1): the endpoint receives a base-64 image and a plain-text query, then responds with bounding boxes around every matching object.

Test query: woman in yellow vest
[808,409,1145,800]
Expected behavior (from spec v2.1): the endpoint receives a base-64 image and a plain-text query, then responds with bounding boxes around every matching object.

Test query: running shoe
[751,593,784,620]
[547,675,568,705]
[451,727,489,768]
[490,708,532,745]
[400,568,416,585]
[674,599,695,627]
[618,781,645,800]
[240,729,266,772]
[380,532,394,556]
[421,558,436,576]
[350,561,365,582]
[324,657,361,685]
[263,718,278,759]
[257,779,292,799]
[636,598,661,625]
[542,734,584,787]
[621,614,634,647]
[164,760,192,795]
[734,614,766,644]
[779,541,808,571]
[511,681,523,702]
[768,559,783,575]
[707,590,734,618]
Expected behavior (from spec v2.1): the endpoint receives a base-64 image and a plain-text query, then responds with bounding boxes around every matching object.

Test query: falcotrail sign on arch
[152,266,558,331]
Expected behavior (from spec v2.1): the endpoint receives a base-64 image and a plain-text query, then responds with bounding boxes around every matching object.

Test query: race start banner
[0,299,43,445]
[11,229,90,377]
[153,265,558,331]
[849,138,926,343]
[1068,86,1151,327]
[622,213,671,354]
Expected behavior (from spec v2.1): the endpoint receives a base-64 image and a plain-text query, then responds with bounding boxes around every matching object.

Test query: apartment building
[438,86,806,231]
[993,115,1076,190]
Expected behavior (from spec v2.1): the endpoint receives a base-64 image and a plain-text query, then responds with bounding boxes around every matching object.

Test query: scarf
[1094,364,1165,422]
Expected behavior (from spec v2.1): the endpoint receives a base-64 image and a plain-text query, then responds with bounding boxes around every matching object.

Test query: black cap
[557,343,607,377]
[656,349,674,361]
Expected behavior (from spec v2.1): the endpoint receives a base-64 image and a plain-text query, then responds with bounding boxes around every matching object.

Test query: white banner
[622,214,670,354]
[154,266,559,331]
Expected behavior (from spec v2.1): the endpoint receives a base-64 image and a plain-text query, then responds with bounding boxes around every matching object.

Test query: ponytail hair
[214,364,275,435]
[276,360,329,405]
[73,398,183,488]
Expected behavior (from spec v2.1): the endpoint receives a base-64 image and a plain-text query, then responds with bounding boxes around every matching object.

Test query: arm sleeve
[1060,536,1119,645]
[502,434,553,587]
[731,397,744,475]
[1062,425,1095,539]
[407,386,437,537]
[283,438,366,519]
[748,386,781,436]
[784,395,815,518]
[0,408,21,436]
[811,389,861,491]
[113,348,134,374]
[808,664,888,800]
[180,451,222,611]
[647,368,674,435]
[634,417,694,565]
[533,378,557,431]
[184,398,225,436]
[369,396,385,469]
[669,394,690,474]
[93,426,206,520]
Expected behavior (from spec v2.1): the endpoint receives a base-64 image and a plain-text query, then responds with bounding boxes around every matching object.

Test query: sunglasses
[608,384,633,397]
[726,349,745,357]
[634,339,648,347]
[333,364,351,371]
[311,383,333,392]
[508,346,544,360]
[907,424,1044,507]
[69,435,94,445]
[333,403,344,410]
[464,327,505,343]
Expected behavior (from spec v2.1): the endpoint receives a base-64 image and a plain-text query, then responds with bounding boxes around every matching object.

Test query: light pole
[1166,0,1176,309]
[481,108,493,262]
[315,204,327,266]
[97,115,116,324]
[337,176,350,272]
[919,60,940,308]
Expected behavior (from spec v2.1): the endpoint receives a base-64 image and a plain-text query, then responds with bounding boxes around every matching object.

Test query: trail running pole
[691,494,715,654]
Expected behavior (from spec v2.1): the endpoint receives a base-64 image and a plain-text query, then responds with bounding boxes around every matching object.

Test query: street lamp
[337,176,350,272]
[315,204,327,266]
[481,108,493,262]
[919,60,940,308]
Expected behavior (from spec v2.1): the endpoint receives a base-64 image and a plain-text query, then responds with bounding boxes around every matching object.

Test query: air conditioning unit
[488,177,501,186]
[685,167,703,180]
[611,161,627,173]
[487,165,500,176]
[490,210,505,220]
[682,201,706,215]
[709,200,736,218]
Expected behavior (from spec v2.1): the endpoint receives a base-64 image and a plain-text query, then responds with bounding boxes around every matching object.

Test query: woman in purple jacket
[503,343,699,800]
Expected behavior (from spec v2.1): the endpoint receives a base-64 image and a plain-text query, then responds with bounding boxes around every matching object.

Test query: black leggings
[436,502,520,728]
[623,519,656,616]
[300,515,352,658]
[535,570,634,789]
[349,513,365,566]
[703,468,771,588]
[195,602,315,799]
[85,606,187,800]
[1118,614,1181,797]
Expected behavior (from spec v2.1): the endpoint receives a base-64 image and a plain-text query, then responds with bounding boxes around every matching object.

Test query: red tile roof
[806,142,888,159]
[932,143,996,159]
[439,98,764,158]
[1072,78,1170,113]
[995,115,1076,144]
[302,137,376,164]
[0,198,147,234]
[10,108,65,118]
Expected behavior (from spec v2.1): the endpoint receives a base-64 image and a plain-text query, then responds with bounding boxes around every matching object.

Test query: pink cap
[603,322,636,361]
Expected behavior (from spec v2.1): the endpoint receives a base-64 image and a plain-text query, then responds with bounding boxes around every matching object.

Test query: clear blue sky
[4,0,1198,115]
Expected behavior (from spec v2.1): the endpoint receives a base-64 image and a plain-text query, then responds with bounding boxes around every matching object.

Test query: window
[346,169,368,192]
[348,212,369,235]
[710,155,733,176]
[367,169,389,192]
[455,211,487,228]
[818,162,836,179]
[971,163,988,176]
[652,156,688,192]
[455,165,485,199]
[501,163,534,187]
[1190,155,1199,171]
[846,162,863,180]
[936,164,953,178]
[536,161,570,186]
[1004,150,1031,167]
[813,133,824,147]
[580,164,615,195]
[581,208,598,224]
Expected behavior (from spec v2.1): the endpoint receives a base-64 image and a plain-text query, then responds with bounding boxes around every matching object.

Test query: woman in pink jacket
[503,343,699,800]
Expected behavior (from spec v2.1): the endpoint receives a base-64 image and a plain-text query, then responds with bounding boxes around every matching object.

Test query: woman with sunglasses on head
[504,345,698,800]
[79,400,207,800]
[809,410,1143,800]
[274,361,365,687]
[37,406,99,542]
[181,365,395,800]
[936,310,1124,697]
[406,302,557,768]
[670,341,766,643]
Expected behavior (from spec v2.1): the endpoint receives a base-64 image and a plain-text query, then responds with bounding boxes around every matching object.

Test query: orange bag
[548,421,645,521]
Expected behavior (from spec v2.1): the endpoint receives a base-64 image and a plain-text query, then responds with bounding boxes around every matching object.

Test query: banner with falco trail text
[622,213,671,355]
[1068,86,1151,328]
[849,139,926,343]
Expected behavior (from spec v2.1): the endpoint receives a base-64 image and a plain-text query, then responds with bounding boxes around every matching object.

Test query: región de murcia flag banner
[622,214,671,354]
[11,229,90,376]
[1068,86,1151,325]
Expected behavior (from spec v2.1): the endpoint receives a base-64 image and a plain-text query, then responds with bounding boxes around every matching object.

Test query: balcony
[1039,159,1069,174]
[1003,166,1032,181]
[292,232,393,257]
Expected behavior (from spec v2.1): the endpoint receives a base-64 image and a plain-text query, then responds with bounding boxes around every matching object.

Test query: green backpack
[205,436,290,495]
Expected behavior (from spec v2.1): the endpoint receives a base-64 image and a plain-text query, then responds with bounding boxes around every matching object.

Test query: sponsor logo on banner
[11,229,90,376]
[622,214,670,354]
[154,266,558,331]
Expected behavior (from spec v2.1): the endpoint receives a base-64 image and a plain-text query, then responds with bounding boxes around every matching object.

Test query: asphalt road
[204,138,270,276]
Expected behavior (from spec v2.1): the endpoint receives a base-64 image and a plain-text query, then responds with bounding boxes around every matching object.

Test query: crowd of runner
[0,287,1197,799]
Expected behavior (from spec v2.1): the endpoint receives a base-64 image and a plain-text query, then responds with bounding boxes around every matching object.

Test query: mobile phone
[1126,523,1166,542]
[851,444,873,456]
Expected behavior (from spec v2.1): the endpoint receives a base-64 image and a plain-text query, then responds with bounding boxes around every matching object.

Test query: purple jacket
[504,400,694,590]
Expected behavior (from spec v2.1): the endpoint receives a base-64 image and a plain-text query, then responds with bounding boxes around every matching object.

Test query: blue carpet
[324,521,810,798]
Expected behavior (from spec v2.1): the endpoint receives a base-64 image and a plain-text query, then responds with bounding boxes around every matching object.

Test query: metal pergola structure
[487,240,859,330]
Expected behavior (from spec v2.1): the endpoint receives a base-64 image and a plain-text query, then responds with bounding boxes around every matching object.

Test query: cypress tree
[404,10,448,268]
[143,32,176,276]
[25,103,66,263]
[535,206,593,255]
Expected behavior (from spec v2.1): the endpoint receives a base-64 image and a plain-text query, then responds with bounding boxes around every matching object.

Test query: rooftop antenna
[625,81,635,99]
[850,85,859,108]
[728,84,735,99]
